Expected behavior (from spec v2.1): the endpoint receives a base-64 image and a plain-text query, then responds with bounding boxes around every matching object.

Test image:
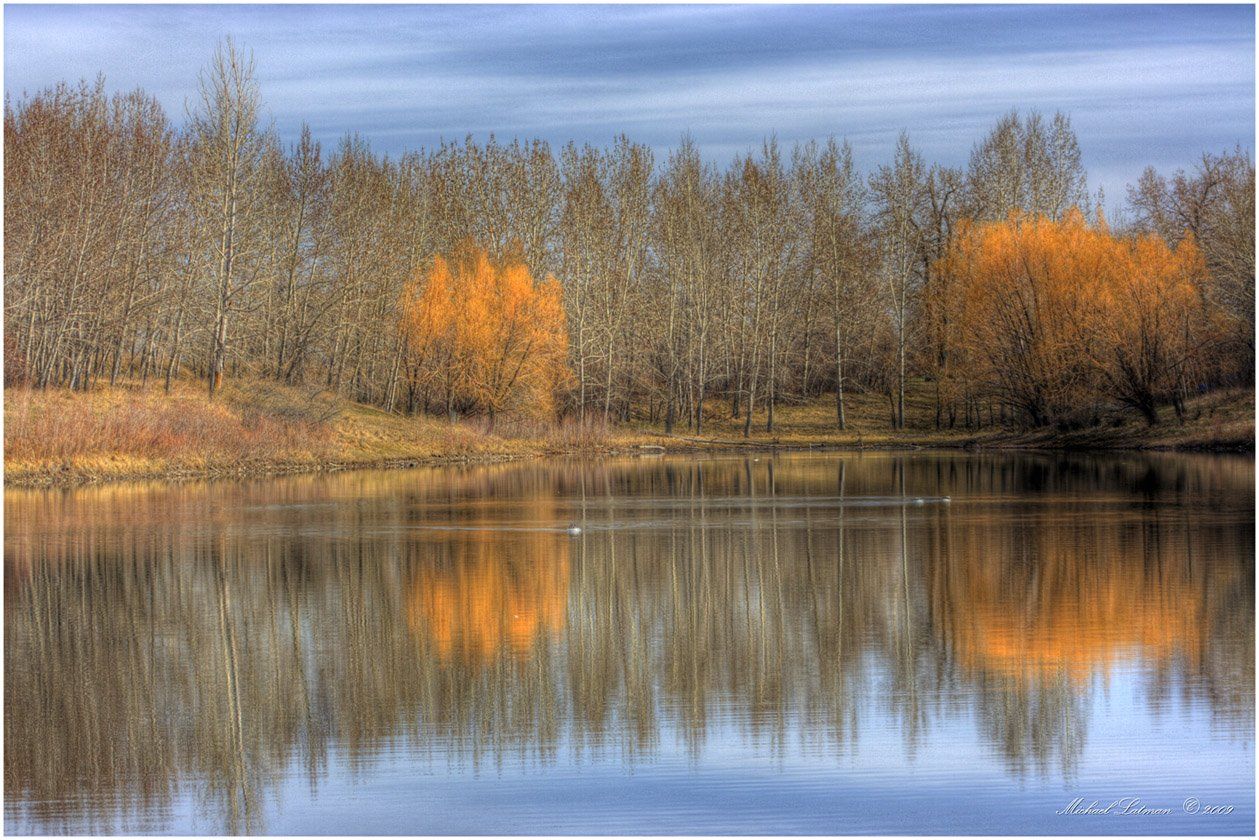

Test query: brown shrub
[4,384,334,468]
[491,414,611,451]
[4,334,28,388]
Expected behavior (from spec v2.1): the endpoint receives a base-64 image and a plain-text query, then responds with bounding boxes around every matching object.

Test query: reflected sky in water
[4,452,1254,834]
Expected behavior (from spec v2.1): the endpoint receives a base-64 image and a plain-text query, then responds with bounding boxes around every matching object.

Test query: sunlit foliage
[937,211,1219,426]
[399,244,571,427]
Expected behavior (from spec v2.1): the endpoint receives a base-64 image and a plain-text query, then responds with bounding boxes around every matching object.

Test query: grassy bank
[623,383,1256,453]
[3,380,629,487]
[4,379,1253,487]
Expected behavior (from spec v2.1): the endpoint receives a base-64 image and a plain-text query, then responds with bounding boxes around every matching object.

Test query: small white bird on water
[567,525,582,535]
[913,498,926,505]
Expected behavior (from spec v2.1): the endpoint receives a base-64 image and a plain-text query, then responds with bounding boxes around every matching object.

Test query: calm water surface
[4,452,1254,834]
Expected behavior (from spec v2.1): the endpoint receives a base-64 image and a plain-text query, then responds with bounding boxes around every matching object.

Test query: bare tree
[560,143,614,419]
[870,132,927,430]
[1127,148,1255,373]
[966,109,1086,222]
[186,38,266,397]
[795,138,874,430]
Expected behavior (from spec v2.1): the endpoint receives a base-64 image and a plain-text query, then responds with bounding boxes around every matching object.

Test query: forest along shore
[8,46,1254,470]
[5,380,1252,488]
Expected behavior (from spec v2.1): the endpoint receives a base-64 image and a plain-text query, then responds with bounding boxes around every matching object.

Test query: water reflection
[406,532,570,661]
[4,453,1254,834]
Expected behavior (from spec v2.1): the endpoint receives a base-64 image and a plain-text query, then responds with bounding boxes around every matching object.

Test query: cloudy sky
[5,4,1254,203]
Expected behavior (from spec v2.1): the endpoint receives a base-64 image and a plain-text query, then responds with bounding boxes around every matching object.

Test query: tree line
[5,40,1253,432]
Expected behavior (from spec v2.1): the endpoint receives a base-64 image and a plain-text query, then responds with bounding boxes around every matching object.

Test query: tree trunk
[835,341,846,431]
[897,331,906,430]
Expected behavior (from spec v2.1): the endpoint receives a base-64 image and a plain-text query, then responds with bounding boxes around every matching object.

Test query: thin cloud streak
[4,4,1253,200]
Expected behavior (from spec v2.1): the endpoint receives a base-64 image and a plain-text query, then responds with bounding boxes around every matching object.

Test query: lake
[4,452,1254,835]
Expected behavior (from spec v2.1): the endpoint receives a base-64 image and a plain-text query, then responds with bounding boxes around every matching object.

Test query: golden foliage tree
[399,244,571,428]
[1093,233,1213,423]
[938,210,1216,426]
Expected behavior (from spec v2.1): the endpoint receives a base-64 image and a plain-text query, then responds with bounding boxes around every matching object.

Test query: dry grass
[5,378,1251,487]
[5,381,338,482]
[623,384,976,449]
[3,380,619,486]
[493,414,616,452]
[1065,387,1254,452]
[626,382,1254,453]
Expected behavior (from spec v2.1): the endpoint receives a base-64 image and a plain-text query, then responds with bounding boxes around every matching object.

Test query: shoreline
[6,433,1252,490]
[6,381,1252,490]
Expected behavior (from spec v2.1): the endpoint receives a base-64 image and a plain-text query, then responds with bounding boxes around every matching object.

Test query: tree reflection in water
[4,453,1253,834]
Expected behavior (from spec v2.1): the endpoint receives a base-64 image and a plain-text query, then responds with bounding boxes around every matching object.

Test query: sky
[4,4,1254,205]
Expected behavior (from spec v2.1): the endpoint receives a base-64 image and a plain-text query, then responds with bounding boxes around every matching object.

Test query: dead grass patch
[5,378,1251,487]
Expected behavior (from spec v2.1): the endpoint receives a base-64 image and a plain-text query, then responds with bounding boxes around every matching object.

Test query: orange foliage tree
[399,244,571,428]
[936,210,1216,426]
[1092,233,1214,423]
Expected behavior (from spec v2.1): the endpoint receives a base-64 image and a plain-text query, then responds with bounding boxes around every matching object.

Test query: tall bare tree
[795,138,873,430]
[187,38,267,397]
[870,132,927,429]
